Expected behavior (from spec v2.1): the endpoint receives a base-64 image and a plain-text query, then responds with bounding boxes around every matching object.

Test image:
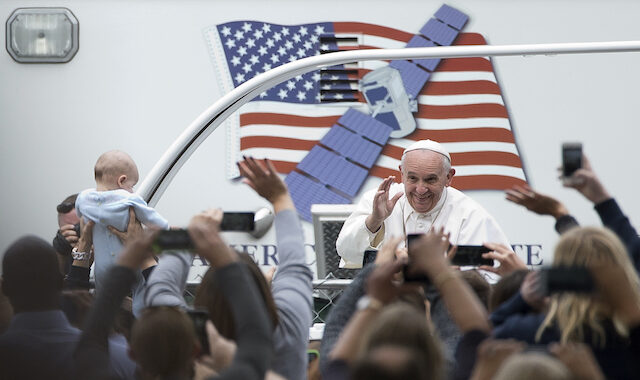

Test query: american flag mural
[204,15,527,197]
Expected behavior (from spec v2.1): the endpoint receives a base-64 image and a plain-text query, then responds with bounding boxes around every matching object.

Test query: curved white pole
[138,40,640,206]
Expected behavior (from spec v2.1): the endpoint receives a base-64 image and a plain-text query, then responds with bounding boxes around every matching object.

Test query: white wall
[2,0,640,275]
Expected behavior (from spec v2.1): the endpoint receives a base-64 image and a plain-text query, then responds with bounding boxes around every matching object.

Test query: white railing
[137,41,640,206]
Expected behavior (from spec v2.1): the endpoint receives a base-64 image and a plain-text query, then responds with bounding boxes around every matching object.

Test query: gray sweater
[144,209,313,380]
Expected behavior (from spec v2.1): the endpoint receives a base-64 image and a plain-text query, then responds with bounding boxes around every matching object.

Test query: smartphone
[540,266,594,295]
[152,229,193,253]
[362,249,378,266]
[562,142,582,177]
[221,212,255,231]
[452,245,493,267]
[187,308,210,355]
[403,234,431,283]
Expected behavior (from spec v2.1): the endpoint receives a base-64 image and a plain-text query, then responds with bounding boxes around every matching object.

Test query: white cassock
[336,183,511,269]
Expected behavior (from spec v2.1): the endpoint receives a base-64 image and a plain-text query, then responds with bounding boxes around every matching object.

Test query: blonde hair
[493,352,571,380]
[536,227,640,346]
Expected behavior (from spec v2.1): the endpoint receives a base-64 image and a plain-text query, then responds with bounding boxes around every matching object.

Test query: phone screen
[452,245,493,266]
[540,266,594,294]
[221,212,255,231]
[187,309,210,355]
[404,234,431,283]
[152,229,193,253]
[562,142,582,177]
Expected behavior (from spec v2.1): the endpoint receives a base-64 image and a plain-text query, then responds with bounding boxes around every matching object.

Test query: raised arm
[188,209,273,380]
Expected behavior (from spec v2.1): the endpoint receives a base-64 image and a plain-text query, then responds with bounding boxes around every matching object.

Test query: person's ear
[398,165,404,182]
[117,175,127,188]
[445,168,455,186]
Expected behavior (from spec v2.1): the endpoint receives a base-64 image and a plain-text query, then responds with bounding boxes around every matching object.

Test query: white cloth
[336,183,511,268]
[75,188,169,315]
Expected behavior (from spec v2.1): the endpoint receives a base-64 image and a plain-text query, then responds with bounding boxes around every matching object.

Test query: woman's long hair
[536,227,640,346]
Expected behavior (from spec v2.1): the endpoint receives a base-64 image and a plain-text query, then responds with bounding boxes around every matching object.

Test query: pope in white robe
[336,139,511,269]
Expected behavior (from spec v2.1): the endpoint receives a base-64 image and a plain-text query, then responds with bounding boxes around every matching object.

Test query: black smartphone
[562,142,582,177]
[540,266,594,295]
[152,229,193,253]
[221,212,255,231]
[452,245,493,266]
[403,234,431,283]
[187,308,210,355]
[362,249,378,266]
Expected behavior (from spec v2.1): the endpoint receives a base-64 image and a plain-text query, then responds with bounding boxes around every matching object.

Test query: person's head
[130,306,198,379]
[355,302,444,380]
[460,270,491,308]
[1,235,63,312]
[493,352,571,380]
[489,269,529,312]
[537,226,640,345]
[194,252,278,340]
[399,140,455,214]
[56,193,79,227]
[94,150,139,192]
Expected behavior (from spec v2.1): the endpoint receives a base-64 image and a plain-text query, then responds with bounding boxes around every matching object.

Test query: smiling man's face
[400,150,454,213]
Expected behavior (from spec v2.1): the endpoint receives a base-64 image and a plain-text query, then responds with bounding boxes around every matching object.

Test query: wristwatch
[356,295,384,312]
[71,247,89,261]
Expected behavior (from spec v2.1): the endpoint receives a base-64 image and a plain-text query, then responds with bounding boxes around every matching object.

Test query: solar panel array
[286,109,392,220]
[390,4,469,100]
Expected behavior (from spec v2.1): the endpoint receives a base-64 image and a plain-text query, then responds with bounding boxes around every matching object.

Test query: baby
[75,150,169,315]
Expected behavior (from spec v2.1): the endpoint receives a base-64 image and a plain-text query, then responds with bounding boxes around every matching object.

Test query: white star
[266,39,275,48]
[303,81,314,90]
[230,56,241,66]
[259,91,268,98]
[316,93,322,102]
[258,46,268,56]
[296,91,307,101]
[237,46,248,56]
[296,48,306,57]
[320,44,329,51]
[249,55,259,64]
[242,22,252,32]
[221,26,232,36]
[304,41,313,50]
[334,93,344,100]
[295,75,303,81]
[262,63,272,71]
[286,80,296,90]
[299,26,308,36]
[270,54,280,63]
[242,63,252,73]
[314,25,325,35]
[312,73,321,81]
[285,41,294,50]
[278,46,286,56]
[288,55,297,62]
[310,35,319,43]
[246,38,256,48]
[314,50,320,56]
[278,88,288,99]
[273,32,282,42]
[235,72,245,83]
[234,30,244,40]
[262,24,271,33]
[330,75,339,80]
[322,84,331,90]
[253,30,264,40]
[225,39,236,49]
[292,34,301,43]
[281,27,290,36]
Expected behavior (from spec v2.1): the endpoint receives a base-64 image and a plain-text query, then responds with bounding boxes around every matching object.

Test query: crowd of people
[1,142,639,380]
